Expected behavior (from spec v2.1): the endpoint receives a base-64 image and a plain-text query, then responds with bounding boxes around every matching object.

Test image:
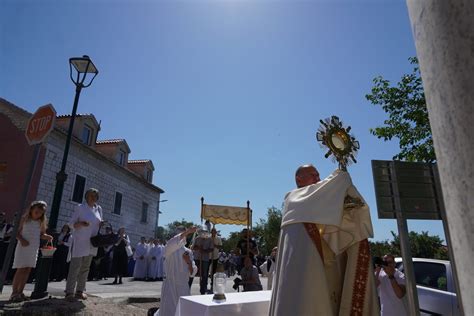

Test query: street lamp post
[31,55,98,299]
[155,199,168,238]
[48,55,99,230]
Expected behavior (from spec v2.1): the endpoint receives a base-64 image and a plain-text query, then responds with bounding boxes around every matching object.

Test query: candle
[215,283,225,294]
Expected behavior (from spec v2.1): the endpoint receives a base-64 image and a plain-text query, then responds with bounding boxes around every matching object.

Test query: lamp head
[69,55,99,87]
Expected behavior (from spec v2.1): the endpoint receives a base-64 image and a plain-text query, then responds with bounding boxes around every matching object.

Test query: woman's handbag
[90,222,117,248]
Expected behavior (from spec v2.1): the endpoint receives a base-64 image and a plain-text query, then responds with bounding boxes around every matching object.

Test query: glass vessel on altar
[212,271,227,303]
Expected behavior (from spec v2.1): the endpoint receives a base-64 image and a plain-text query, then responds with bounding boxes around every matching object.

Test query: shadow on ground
[0,298,86,316]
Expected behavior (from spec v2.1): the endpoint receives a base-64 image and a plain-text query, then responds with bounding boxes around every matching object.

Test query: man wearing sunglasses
[375,254,407,316]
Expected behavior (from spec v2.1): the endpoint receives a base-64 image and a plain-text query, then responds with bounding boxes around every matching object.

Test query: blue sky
[0,0,445,243]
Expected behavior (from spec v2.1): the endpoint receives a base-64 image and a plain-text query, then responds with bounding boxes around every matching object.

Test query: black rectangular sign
[371,160,444,220]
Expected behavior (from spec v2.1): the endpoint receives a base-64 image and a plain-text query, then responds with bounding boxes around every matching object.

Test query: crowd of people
[155,225,276,316]
[1,168,406,316]
[2,169,407,316]
[2,187,275,305]
[155,164,408,316]
[1,188,167,302]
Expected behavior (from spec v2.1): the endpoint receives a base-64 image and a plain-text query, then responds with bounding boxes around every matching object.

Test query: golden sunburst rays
[316,116,360,171]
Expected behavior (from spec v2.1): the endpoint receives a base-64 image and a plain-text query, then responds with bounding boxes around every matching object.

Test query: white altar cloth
[175,291,271,316]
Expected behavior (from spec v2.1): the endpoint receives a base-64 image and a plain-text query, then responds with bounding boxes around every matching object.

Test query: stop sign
[25,104,57,145]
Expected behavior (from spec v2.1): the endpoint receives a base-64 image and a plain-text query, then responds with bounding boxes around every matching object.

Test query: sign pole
[246,201,250,258]
[0,144,41,293]
[390,161,420,316]
[433,166,464,315]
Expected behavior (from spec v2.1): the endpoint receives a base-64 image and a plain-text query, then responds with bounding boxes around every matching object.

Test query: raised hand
[186,226,198,235]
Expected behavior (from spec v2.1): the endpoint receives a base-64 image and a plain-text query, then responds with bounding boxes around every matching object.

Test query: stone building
[0,98,164,244]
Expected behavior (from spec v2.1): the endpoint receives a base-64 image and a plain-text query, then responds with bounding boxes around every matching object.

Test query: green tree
[159,219,197,244]
[366,57,435,162]
[369,239,400,259]
[254,206,282,256]
[221,206,283,256]
[369,230,448,260]
[391,231,448,260]
[222,231,242,253]
[155,226,167,240]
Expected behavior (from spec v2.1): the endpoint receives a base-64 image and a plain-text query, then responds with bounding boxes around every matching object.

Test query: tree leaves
[221,206,283,256]
[366,57,436,162]
[253,206,282,255]
[156,219,197,243]
[370,230,448,260]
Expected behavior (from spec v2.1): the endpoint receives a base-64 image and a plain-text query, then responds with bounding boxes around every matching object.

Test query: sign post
[25,104,57,146]
[0,105,56,294]
[388,161,420,316]
[371,160,459,315]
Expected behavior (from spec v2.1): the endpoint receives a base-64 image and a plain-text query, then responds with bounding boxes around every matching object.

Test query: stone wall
[36,131,162,245]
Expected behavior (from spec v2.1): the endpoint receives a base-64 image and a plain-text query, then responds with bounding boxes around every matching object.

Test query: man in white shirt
[375,254,407,316]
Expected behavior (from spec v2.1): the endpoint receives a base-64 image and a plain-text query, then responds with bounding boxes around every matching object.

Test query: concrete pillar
[406,1,474,314]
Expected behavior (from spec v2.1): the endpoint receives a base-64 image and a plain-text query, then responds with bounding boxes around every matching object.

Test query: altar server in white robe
[156,240,165,280]
[155,226,198,316]
[133,237,149,280]
[147,239,164,280]
[269,165,379,316]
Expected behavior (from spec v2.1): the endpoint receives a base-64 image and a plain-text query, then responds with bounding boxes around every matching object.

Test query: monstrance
[316,116,364,209]
[316,115,360,171]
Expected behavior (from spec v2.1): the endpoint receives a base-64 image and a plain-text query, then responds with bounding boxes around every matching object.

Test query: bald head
[295,164,320,188]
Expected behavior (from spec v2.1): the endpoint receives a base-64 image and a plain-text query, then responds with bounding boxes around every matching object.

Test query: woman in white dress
[65,188,103,301]
[10,201,53,302]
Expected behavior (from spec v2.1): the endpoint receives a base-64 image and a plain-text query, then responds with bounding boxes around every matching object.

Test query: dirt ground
[0,296,159,316]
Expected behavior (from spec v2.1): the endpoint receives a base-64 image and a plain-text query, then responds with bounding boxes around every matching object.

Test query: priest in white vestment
[133,237,149,280]
[155,226,198,316]
[269,165,379,316]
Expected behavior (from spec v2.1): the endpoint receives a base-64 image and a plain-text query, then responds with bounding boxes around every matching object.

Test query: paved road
[0,275,269,300]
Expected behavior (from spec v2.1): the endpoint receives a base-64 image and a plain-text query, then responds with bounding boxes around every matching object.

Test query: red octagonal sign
[25,104,57,146]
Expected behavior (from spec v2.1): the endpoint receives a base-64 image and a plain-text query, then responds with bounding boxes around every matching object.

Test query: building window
[141,202,148,223]
[114,192,122,215]
[118,150,126,166]
[82,125,92,145]
[72,175,86,203]
[146,169,152,182]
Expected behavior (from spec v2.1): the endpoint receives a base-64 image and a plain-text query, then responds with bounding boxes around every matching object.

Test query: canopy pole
[200,197,204,222]
[199,197,205,289]
[247,201,250,258]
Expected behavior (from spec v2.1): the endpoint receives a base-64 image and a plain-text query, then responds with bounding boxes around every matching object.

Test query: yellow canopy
[201,204,250,226]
